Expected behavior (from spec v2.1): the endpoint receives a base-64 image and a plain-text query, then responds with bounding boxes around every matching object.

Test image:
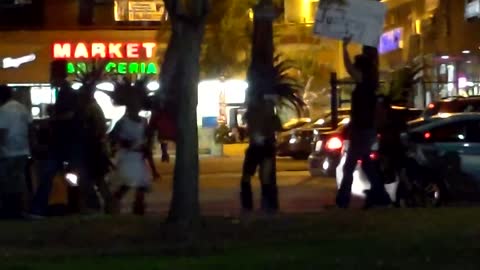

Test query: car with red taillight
[309,106,422,178]
[308,121,350,177]
[277,108,351,160]
[423,96,480,119]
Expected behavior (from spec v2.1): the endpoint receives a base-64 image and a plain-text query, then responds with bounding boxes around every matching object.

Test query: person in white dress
[111,98,159,215]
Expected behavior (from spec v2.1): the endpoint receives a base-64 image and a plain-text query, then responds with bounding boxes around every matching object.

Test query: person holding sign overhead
[335,36,391,209]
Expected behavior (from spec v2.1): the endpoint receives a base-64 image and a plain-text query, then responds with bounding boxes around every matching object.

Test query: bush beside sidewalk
[1,208,480,269]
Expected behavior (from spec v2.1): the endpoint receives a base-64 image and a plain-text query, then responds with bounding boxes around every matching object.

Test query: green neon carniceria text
[67,62,158,74]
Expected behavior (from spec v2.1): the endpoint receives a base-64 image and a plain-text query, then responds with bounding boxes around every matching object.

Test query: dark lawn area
[1,208,480,269]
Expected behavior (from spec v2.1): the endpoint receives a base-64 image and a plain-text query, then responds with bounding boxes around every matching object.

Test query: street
[117,154,341,216]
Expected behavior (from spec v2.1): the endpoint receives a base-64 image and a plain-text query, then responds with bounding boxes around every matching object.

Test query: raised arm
[342,36,362,83]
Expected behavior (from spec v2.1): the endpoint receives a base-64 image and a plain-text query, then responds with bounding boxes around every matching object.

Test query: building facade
[377,0,480,107]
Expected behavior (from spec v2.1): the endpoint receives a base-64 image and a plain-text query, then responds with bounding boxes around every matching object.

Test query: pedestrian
[240,97,281,214]
[111,97,159,215]
[30,80,80,217]
[336,36,391,209]
[76,85,114,214]
[0,85,34,219]
[149,109,172,163]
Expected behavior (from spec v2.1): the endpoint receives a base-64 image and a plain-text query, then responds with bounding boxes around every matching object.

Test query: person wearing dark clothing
[336,37,391,209]
[160,141,169,163]
[30,82,81,216]
[75,86,113,214]
[240,98,281,213]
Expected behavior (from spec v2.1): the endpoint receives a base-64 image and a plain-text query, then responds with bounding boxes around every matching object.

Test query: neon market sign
[67,61,158,75]
[52,42,158,74]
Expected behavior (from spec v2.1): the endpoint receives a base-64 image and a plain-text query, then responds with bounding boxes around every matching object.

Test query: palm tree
[240,0,307,213]
[272,54,308,120]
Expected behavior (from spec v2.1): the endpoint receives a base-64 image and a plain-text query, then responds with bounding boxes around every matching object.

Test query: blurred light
[315,140,323,151]
[289,137,297,144]
[326,137,343,150]
[459,77,468,88]
[441,55,449,59]
[415,19,421,34]
[147,81,160,91]
[463,50,471,54]
[467,60,472,63]
[65,173,78,186]
[458,134,465,140]
[340,118,350,124]
[428,103,435,109]
[248,8,254,21]
[31,107,40,117]
[96,82,115,92]
[322,160,330,170]
[94,91,126,133]
[315,119,325,125]
[71,82,82,90]
[438,113,451,118]
[2,53,36,68]
[424,132,431,139]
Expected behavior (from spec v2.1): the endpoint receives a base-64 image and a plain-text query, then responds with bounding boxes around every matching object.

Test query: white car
[336,113,480,204]
[335,139,399,202]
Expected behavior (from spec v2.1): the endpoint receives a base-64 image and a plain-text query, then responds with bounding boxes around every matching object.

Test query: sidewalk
[154,143,248,158]
[115,170,342,216]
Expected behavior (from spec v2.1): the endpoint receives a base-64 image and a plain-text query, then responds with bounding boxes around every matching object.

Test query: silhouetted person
[336,37,391,208]
[240,97,281,214]
[31,81,80,216]
[76,85,113,214]
[0,85,34,219]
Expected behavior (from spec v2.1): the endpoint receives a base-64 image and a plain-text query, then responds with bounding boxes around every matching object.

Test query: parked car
[400,113,480,205]
[277,108,350,160]
[422,96,480,119]
[308,120,350,177]
[336,112,480,206]
[310,106,422,177]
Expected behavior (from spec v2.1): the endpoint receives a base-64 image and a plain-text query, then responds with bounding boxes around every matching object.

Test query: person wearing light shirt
[0,85,33,219]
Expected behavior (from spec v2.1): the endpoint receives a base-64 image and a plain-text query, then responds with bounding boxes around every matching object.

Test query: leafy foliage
[73,60,109,94]
[110,76,152,110]
[201,0,254,78]
[272,55,307,117]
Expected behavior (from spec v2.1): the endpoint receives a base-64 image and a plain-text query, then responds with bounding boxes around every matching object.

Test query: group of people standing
[0,80,169,220]
[239,37,394,213]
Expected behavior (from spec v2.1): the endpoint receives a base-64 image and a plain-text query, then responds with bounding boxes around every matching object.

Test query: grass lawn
[1,208,480,269]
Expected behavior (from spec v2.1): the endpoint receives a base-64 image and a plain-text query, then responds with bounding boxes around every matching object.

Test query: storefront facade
[0,29,249,129]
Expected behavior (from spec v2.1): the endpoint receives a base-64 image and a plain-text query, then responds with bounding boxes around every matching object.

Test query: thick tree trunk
[164,19,205,226]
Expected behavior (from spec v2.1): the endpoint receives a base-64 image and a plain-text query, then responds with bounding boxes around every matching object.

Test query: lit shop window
[114,0,168,22]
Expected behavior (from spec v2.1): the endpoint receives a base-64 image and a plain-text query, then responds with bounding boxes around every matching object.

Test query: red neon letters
[52,42,156,59]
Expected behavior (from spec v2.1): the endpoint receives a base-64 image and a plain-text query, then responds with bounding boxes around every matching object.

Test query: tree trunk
[163,18,206,226]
